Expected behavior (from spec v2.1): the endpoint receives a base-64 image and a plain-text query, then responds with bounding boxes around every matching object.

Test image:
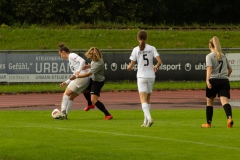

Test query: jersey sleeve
[206,54,212,67]
[153,47,159,57]
[76,57,85,72]
[226,57,232,70]
[90,61,101,74]
[129,48,137,61]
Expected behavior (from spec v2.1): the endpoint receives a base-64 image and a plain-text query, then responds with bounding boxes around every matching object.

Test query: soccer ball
[51,108,60,119]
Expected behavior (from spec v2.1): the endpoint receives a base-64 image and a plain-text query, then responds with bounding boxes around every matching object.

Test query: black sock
[83,92,92,106]
[95,100,110,116]
[206,106,213,124]
[223,103,232,119]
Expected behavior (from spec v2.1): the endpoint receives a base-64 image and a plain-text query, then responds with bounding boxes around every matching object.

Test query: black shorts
[86,78,104,97]
[206,79,230,99]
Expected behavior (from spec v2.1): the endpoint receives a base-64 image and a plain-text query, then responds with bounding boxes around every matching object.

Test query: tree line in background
[1,0,240,26]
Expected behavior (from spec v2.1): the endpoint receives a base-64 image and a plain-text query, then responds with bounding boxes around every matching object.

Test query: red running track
[0,90,239,110]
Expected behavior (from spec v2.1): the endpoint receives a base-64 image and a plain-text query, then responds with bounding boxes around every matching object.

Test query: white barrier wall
[226,53,240,81]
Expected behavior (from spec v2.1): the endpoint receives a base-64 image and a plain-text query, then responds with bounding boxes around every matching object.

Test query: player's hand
[206,81,212,89]
[60,82,67,88]
[70,75,77,80]
[75,71,80,75]
[153,66,158,72]
[127,66,132,71]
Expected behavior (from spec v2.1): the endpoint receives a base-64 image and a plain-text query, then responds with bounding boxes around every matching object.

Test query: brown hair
[209,36,222,60]
[59,43,70,53]
[137,30,147,51]
[85,47,102,61]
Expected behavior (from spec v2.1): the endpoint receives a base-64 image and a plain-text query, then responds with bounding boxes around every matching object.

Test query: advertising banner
[226,53,240,81]
[0,53,7,82]
[6,54,72,82]
[0,52,224,82]
[100,53,206,81]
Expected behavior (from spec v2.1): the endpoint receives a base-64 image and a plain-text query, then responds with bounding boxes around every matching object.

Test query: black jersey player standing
[202,36,233,128]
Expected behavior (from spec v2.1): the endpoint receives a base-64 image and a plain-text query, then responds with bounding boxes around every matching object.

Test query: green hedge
[1,0,240,26]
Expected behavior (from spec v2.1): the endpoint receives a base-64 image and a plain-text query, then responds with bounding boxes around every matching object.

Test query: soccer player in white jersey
[202,36,234,128]
[56,43,93,120]
[127,30,162,127]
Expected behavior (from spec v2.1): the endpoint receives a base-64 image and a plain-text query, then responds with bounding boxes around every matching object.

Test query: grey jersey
[206,52,231,79]
[90,59,105,82]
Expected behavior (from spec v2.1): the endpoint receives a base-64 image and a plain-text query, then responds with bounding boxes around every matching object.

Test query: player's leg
[60,78,87,119]
[139,92,149,126]
[219,79,233,128]
[83,78,95,111]
[55,87,73,120]
[145,78,155,127]
[138,78,152,127]
[67,92,79,115]
[204,97,214,126]
[202,80,217,128]
[61,87,73,113]
[91,80,112,120]
[83,91,94,111]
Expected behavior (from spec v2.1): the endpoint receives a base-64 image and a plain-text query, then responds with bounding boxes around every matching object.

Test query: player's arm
[69,71,92,80]
[127,60,135,71]
[75,58,86,75]
[228,68,232,77]
[154,56,162,72]
[83,64,91,70]
[206,66,212,89]
[60,78,71,87]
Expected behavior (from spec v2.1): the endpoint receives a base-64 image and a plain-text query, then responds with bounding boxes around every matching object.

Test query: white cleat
[146,118,153,127]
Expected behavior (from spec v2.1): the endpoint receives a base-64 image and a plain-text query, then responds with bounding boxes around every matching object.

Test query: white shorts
[137,77,155,93]
[68,77,90,94]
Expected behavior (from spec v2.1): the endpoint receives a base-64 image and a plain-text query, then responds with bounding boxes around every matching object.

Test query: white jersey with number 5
[129,44,159,78]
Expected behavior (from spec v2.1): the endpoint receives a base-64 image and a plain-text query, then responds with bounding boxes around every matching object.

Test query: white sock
[61,95,69,112]
[148,104,151,110]
[143,114,148,124]
[142,102,151,120]
[66,100,73,115]
[143,104,151,123]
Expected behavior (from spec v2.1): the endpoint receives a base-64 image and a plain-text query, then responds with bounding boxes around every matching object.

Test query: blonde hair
[137,30,147,51]
[209,36,222,60]
[85,47,102,61]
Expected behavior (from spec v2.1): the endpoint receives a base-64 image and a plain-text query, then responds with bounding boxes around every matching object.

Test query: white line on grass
[3,125,240,151]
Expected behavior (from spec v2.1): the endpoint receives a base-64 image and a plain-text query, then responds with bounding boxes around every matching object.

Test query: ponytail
[139,40,146,51]
[210,36,222,60]
[137,30,147,51]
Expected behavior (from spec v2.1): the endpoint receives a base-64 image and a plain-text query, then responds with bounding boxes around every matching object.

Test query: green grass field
[0,109,239,160]
[1,28,240,50]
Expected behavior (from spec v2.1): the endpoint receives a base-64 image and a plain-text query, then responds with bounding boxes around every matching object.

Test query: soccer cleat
[84,104,95,111]
[59,114,68,120]
[104,115,113,120]
[146,118,153,127]
[227,118,234,128]
[202,123,211,128]
[57,112,68,120]
[141,123,147,127]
